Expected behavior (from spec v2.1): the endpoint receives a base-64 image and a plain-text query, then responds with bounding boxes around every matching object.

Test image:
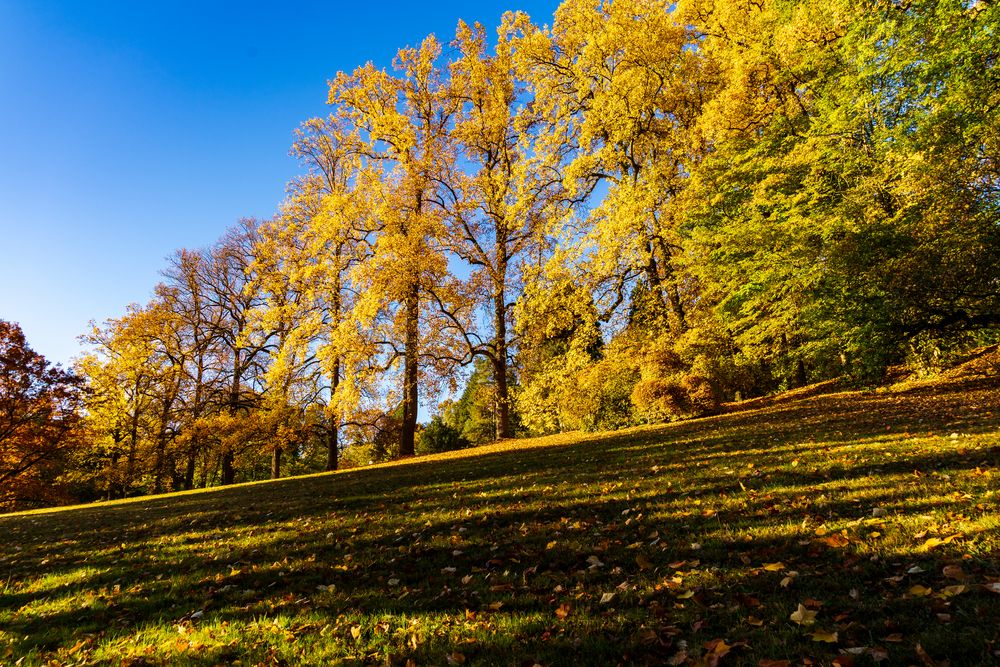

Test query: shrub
[682,374,720,416]
[631,377,690,422]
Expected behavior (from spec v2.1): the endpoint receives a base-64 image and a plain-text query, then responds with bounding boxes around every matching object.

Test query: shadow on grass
[1,375,999,665]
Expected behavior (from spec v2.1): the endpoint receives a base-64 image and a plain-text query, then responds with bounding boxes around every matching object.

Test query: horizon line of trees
[2,0,998,510]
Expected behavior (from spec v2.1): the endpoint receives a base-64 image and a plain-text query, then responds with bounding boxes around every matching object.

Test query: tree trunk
[492,288,511,440]
[125,399,141,494]
[151,397,174,494]
[795,358,808,388]
[271,446,282,479]
[221,450,235,485]
[222,349,241,485]
[326,360,340,471]
[399,287,419,457]
[184,449,196,490]
[326,416,339,471]
[654,237,687,334]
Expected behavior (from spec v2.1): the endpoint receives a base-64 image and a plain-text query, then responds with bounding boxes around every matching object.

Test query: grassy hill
[2,374,999,666]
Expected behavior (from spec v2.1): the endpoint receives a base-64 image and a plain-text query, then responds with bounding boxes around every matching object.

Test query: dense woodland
[2,0,998,509]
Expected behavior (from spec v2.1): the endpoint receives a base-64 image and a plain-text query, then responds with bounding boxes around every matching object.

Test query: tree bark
[492,288,511,440]
[271,446,282,479]
[326,415,339,472]
[221,450,235,485]
[399,286,419,457]
[222,349,241,485]
[326,359,340,471]
[184,450,196,490]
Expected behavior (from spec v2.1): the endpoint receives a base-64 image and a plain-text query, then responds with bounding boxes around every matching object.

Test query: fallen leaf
[763,562,784,571]
[909,585,933,597]
[350,626,361,641]
[942,565,967,581]
[635,554,654,570]
[923,534,960,550]
[820,534,850,548]
[810,630,838,643]
[704,638,732,665]
[790,604,817,626]
[600,592,616,604]
[555,603,571,619]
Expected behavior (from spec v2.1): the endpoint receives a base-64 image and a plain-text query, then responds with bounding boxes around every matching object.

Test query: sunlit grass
[2,375,999,665]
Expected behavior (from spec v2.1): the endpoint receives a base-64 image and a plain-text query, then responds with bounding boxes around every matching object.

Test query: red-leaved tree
[0,320,83,508]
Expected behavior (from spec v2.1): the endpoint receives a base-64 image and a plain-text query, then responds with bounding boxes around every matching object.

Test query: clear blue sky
[0,0,558,367]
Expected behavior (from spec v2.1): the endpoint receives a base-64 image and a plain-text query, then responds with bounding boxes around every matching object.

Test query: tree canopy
[3,0,997,509]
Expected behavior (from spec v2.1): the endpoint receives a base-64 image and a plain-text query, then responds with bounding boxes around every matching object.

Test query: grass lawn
[2,374,999,666]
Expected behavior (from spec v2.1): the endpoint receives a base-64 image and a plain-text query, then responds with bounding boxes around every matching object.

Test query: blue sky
[0,1,558,367]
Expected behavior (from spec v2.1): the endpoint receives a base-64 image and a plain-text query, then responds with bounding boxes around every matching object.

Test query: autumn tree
[200,219,277,484]
[252,114,375,473]
[0,321,83,508]
[516,0,712,336]
[432,17,564,439]
[157,248,227,488]
[328,35,459,457]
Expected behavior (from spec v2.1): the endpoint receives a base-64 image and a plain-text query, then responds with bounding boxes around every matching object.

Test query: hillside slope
[2,375,999,665]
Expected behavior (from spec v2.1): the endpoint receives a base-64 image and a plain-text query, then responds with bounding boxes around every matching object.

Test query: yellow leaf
[810,630,838,643]
[909,585,933,597]
[923,534,960,550]
[763,562,784,571]
[789,604,817,626]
